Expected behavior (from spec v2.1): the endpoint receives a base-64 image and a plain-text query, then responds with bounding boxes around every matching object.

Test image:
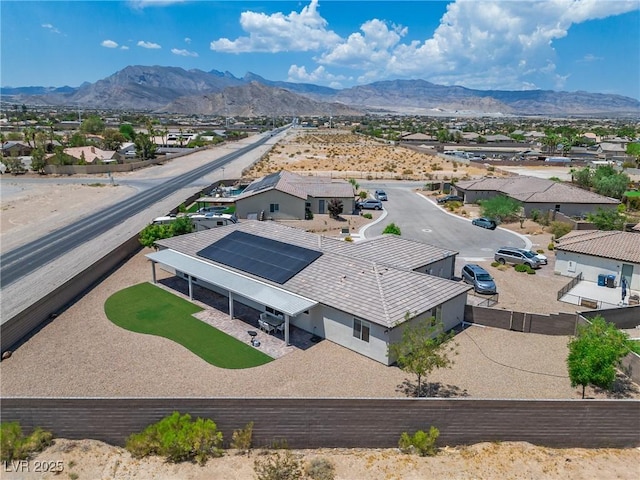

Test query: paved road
[361,182,529,262]
[0,130,281,288]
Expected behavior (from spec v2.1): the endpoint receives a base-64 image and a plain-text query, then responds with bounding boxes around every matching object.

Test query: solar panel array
[197,230,323,284]
[243,171,281,194]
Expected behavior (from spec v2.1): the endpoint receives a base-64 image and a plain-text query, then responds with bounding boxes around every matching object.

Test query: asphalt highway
[0,132,276,287]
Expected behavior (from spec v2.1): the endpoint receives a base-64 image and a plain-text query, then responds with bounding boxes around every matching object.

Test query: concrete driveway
[360,182,529,262]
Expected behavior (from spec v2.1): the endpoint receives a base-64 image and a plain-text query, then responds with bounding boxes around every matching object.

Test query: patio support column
[284,314,290,346]
[229,292,234,319]
[150,261,157,284]
[188,275,193,300]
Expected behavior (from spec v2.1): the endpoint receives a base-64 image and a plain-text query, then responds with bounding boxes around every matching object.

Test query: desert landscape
[2,131,639,479]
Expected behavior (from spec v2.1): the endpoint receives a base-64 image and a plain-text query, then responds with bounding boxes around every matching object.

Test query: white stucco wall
[235,190,305,220]
[554,250,640,290]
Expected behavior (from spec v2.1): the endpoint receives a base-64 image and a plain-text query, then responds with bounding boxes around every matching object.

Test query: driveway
[361,182,528,262]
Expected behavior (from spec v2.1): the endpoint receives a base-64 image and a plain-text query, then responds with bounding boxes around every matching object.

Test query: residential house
[149,221,469,365]
[554,230,640,291]
[1,141,32,157]
[453,176,619,217]
[235,171,356,220]
[63,146,116,164]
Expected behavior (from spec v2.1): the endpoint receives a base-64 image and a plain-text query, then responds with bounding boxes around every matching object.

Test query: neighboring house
[235,171,356,220]
[554,230,640,291]
[1,141,32,157]
[149,221,470,365]
[399,133,436,143]
[453,176,619,217]
[596,142,626,159]
[64,146,116,164]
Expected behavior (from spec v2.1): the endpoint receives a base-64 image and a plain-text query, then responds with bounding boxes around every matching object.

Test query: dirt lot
[3,438,639,480]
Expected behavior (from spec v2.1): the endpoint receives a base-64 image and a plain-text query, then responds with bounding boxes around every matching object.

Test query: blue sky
[2,0,639,99]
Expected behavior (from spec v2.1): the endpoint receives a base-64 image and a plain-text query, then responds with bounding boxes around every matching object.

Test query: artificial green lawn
[105,283,273,369]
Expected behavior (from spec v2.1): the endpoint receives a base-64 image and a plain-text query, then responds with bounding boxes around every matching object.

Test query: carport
[146,249,317,345]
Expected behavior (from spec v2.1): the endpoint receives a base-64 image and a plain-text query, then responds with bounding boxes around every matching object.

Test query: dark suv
[461,264,497,294]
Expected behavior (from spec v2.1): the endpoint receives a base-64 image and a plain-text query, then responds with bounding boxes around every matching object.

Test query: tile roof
[556,231,640,264]
[156,221,469,327]
[237,170,354,201]
[455,176,619,204]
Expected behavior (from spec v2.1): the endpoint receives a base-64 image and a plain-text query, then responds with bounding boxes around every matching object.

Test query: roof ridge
[372,263,391,324]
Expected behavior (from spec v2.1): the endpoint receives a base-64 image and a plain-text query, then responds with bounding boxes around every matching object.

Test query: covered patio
[147,250,320,359]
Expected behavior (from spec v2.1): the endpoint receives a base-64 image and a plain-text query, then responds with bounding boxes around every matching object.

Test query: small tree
[327,198,343,219]
[382,222,401,235]
[478,195,521,223]
[30,147,47,174]
[388,317,457,397]
[587,207,625,231]
[567,316,631,398]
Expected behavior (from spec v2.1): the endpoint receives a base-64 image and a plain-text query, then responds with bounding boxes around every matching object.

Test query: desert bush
[549,221,573,239]
[490,261,500,267]
[344,236,353,242]
[305,457,336,480]
[382,222,401,235]
[398,427,440,457]
[254,451,303,480]
[547,243,555,251]
[362,213,373,219]
[125,411,223,465]
[230,422,253,453]
[514,264,535,274]
[446,201,462,211]
[1,422,53,462]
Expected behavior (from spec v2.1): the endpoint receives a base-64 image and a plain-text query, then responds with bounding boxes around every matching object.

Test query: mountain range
[2,65,639,117]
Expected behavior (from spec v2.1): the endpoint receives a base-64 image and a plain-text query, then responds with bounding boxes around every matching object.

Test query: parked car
[522,249,547,265]
[356,199,383,210]
[461,264,497,294]
[494,247,541,269]
[437,194,463,204]
[374,189,388,201]
[472,217,497,230]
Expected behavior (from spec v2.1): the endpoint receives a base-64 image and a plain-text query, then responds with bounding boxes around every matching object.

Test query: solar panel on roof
[197,230,322,284]
[245,172,281,194]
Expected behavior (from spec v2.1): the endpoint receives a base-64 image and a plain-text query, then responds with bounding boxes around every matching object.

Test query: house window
[270,203,279,213]
[554,204,561,212]
[353,318,370,342]
[429,305,442,324]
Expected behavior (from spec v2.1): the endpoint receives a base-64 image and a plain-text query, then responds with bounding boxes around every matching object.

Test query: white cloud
[137,40,161,49]
[580,53,603,63]
[101,40,119,49]
[210,0,341,53]
[121,46,130,50]
[287,65,349,88]
[258,0,633,92]
[41,23,61,34]
[184,37,191,44]
[171,48,198,57]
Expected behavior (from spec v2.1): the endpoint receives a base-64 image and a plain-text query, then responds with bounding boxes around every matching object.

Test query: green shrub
[125,412,223,465]
[490,261,500,267]
[398,427,440,456]
[547,243,555,251]
[344,236,353,242]
[549,221,573,239]
[305,457,336,480]
[230,422,253,453]
[1,422,53,462]
[382,222,401,236]
[536,249,544,254]
[362,213,373,219]
[254,451,303,480]
[514,264,535,274]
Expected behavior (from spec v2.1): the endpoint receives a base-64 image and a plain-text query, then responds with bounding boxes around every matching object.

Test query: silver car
[494,247,541,269]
